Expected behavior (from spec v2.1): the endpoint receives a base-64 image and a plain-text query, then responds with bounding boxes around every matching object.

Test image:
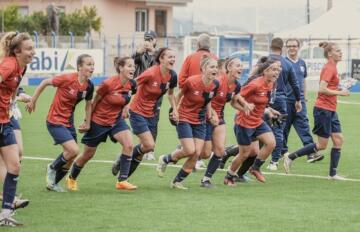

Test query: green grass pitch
[3,87,360,232]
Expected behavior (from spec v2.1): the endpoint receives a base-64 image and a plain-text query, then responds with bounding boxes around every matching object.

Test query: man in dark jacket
[132,30,157,78]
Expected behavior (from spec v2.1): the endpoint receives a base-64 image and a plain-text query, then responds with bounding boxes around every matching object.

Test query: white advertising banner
[27,48,103,74]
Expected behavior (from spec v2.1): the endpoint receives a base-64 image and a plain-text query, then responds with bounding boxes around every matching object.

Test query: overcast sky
[174,0,354,33]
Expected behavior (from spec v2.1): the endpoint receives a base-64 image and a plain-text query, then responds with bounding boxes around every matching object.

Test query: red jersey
[178,75,219,124]
[92,76,136,126]
[236,76,273,128]
[0,57,24,123]
[211,74,241,120]
[47,73,94,127]
[315,60,339,111]
[130,65,177,117]
[178,49,218,88]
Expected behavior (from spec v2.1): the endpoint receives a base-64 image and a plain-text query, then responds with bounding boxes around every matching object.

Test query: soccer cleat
[223,173,237,186]
[143,151,155,161]
[195,159,207,169]
[116,181,137,190]
[266,161,278,171]
[46,183,65,192]
[111,159,121,176]
[46,163,56,187]
[66,176,78,191]
[234,174,251,183]
[156,155,168,178]
[0,215,22,227]
[280,152,289,160]
[200,180,215,189]
[328,174,347,181]
[307,153,325,163]
[283,156,293,174]
[249,167,266,183]
[13,197,29,210]
[170,181,188,190]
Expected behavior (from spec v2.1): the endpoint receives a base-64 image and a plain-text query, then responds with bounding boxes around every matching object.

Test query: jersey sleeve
[287,65,301,101]
[234,80,242,94]
[178,55,191,88]
[96,79,110,97]
[136,69,151,86]
[130,79,137,95]
[320,66,336,83]
[51,75,66,88]
[169,70,178,89]
[240,81,256,98]
[0,58,16,81]
[85,80,94,101]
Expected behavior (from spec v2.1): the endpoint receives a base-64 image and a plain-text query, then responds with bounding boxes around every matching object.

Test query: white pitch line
[23,156,360,182]
[338,100,360,105]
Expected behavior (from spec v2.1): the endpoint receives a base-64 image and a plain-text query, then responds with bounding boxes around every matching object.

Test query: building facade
[0,0,192,37]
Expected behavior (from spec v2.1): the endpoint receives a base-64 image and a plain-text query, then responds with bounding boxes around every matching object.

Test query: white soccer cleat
[0,211,23,227]
[266,161,278,171]
[156,155,167,178]
[328,174,347,181]
[283,156,293,174]
[143,151,155,161]
[170,181,188,190]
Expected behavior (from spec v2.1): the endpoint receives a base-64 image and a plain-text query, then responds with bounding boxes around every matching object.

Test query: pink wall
[0,0,174,37]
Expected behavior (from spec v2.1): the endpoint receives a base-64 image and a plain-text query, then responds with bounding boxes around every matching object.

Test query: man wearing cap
[132,30,157,78]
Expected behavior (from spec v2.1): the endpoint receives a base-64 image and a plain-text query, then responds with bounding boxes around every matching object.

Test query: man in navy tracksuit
[267,38,302,171]
[281,38,324,163]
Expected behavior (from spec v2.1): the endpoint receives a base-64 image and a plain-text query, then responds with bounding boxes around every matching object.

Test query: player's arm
[319,80,349,96]
[26,78,53,113]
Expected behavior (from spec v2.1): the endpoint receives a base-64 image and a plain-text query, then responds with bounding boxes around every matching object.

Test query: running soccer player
[224,58,281,185]
[199,57,253,188]
[26,54,94,192]
[284,42,350,180]
[0,32,35,226]
[157,55,220,189]
[66,57,137,191]
[111,48,177,179]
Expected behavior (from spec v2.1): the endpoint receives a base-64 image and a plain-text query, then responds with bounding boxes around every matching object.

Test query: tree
[0,5,101,36]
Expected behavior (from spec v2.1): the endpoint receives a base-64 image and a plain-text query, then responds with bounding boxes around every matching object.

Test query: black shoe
[111,159,121,176]
[234,174,251,183]
[200,180,215,189]
[223,173,237,186]
[307,153,324,163]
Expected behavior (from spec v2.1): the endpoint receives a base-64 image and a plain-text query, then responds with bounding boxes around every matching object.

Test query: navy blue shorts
[312,107,342,138]
[10,116,20,130]
[0,122,17,147]
[81,118,130,147]
[176,122,206,140]
[129,110,158,139]
[46,122,77,145]
[205,119,225,141]
[234,122,272,145]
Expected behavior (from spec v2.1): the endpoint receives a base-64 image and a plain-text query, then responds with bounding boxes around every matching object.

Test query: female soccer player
[0,87,31,210]
[199,57,253,188]
[157,55,220,189]
[26,54,94,191]
[284,42,350,180]
[66,57,137,191]
[111,48,177,179]
[224,58,281,185]
[0,32,35,226]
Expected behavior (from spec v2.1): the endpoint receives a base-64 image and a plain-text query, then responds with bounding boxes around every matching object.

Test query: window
[313,47,324,59]
[18,6,29,17]
[299,49,309,59]
[135,9,148,32]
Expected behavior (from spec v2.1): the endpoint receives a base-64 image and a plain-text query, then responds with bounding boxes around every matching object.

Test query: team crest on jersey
[209,91,214,98]
[113,91,119,96]
[152,82,158,87]
[194,91,200,95]
[300,66,305,73]
[258,92,266,96]
[82,91,87,99]
[219,91,224,97]
[69,88,75,95]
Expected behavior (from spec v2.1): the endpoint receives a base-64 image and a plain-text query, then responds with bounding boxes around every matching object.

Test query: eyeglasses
[286,45,298,48]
